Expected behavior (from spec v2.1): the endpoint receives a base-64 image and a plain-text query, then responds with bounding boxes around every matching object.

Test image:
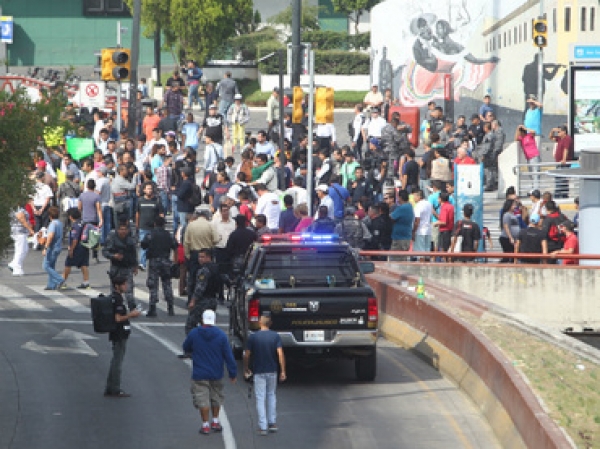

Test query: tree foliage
[268,0,322,32]
[331,0,381,34]
[125,0,253,64]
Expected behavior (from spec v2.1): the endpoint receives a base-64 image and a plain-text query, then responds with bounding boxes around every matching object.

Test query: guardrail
[359,250,600,265]
[512,161,580,198]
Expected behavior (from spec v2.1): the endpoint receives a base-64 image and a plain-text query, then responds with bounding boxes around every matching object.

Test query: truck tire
[355,350,377,381]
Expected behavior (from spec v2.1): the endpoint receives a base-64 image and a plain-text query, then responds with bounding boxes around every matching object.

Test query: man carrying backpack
[541,200,567,264]
[104,275,141,398]
[103,221,139,311]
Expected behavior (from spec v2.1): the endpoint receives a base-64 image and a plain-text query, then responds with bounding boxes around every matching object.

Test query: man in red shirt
[454,146,476,165]
[549,125,574,198]
[433,192,455,254]
[552,220,578,265]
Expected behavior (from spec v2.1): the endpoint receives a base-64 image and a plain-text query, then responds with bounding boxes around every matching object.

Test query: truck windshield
[257,248,360,287]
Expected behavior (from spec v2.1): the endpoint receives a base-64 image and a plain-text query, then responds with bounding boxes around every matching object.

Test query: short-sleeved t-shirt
[438,202,455,232]
[453,219,481,252]
[79,190,101,223]
[246,329,282,374]
[182,122,200,148]
[413,199,433,235]
[402,160,420,188]
[518,134,539,160]
[562,234,579,265]
[47,219,63,251]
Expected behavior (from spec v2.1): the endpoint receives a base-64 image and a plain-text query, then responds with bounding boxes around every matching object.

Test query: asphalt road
[0,246,500,449]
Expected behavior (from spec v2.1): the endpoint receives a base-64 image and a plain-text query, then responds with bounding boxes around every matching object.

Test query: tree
[268,0,322,32]
[124,0,253,64]
[332,0,382,34]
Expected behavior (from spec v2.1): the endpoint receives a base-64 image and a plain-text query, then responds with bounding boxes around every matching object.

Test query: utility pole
[291,0,302,87]
[116,21,123,133]
[537,0,544,107]
[306,49,315,214]
[154,29,162,86]
[278,49,286,159]
[127,0,141,137]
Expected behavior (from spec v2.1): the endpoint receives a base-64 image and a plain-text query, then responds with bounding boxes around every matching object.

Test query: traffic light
[101,48,131,81]
[315,87,334,124]
[532,18,548,48]
[292,86,304,124]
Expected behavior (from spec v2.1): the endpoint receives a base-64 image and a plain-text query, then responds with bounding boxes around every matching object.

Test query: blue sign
[454,163,484,252]
[1,16,13,44]
[573,45,600,61]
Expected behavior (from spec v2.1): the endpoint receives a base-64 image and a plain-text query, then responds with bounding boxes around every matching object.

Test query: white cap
[315,184,328,193]
[227,191,237,201]
[202,309,216,326]
[234,93,243,100]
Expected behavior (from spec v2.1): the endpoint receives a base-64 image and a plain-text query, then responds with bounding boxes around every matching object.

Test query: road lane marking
[134,324,237,449]
[28,285,89,313]
[380,349,474,449]
[0,285,51,312]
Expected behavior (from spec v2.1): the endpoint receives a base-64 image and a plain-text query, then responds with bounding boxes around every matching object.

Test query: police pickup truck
[228,233,378,381]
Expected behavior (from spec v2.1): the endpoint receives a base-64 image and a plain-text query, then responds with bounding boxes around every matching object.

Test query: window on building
[553,8,557,32]
[565,7,571,32]
[84,0,130,16]
[498,35,501,49]
[524,21,527,40]
[591,7,596,31]
[514,27,517,44]
[581,7,587,31]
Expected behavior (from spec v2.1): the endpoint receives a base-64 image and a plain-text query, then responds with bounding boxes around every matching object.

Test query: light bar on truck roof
[259,233,340,244]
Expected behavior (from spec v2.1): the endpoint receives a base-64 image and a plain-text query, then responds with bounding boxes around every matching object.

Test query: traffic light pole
[278,50,285,161]
[306,49,315,215]
[127,0,141,137]
[537,0,545,112]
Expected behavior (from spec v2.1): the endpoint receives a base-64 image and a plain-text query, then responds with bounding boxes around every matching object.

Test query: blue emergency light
[259,233,339,244]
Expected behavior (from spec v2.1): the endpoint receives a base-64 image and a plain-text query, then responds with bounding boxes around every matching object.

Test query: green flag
[66,138,94,160]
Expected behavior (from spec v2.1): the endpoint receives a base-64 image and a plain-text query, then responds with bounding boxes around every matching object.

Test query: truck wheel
[355,350,377,381]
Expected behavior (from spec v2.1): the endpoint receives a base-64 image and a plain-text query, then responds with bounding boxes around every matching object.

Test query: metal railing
[359,250,600,266]
[512,161,580,198]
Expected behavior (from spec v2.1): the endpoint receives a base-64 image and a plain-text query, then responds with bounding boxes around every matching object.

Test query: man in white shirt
[362,107,387,141]
[314,184,334,220]
[412,189,433,255]
[147,128,169,154]
[255,130,275,158]
[315,123,336,151]
[255,183,281,231]
[97,128,110,154]
[363,84,383,111]
[33,171,54,232]
[351,104,366,160]
[315,149,332,185]
[284,176,308,207]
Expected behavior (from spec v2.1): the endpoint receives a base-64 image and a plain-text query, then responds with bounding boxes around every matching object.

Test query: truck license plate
[304,330,325,342]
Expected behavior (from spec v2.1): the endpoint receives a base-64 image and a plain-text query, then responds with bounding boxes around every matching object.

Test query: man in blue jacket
[183,309,237,435]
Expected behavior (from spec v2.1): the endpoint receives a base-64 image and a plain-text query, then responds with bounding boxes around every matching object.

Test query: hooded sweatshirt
[182,325,237,381]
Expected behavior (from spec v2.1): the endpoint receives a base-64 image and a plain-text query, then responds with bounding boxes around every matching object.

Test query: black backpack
[188,184,203,207]
[90,294,116,333]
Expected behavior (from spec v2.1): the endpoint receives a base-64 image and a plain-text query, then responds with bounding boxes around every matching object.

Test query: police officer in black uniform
[141,216,178,317]
[103,220,138,310]
[185,248,221,335]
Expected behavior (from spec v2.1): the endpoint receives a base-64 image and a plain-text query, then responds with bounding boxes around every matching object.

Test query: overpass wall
[392,263,600,329]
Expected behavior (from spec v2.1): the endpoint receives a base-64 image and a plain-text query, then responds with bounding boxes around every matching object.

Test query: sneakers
[268,424,278,433]
[211,421,222,432]
[145,306,157,317]
[258,429,268,436]
[59,283,69,290]
[7,263,14,272]
[138,264,146,271]
[77,283,90,289]
[199,423,210,435]
[104,390,131,398]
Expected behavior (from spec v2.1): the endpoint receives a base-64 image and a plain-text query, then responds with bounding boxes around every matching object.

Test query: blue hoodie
[183,325,237,381]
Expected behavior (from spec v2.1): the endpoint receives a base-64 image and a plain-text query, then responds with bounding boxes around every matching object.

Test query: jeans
[172,195,179,232]
[102,206,112,244]
[158,190,169,215]
[178,212,188,231]
[105,338,127,394]
[138,229,150,267]
[188,84,204,109]
[555,164,569,198]
[10,234,29,275]
[527,155,541,190]
[43,248,64,289]
[219,100,232,117]
[254,372,278,431]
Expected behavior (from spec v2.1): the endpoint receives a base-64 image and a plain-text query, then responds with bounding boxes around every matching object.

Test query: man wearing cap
[335,206,371,249]
[266,87,281,143]
[524,96,543,136]
[552,220,578,265]
[216,71,239,117]
[314,184,335,220]
[200,104,229,146]
[363,84,383,111]
[104,275,141,398]
[183,308,237,435]
[361,107,386,142]
[515,213,547,264]
[226,93,250,152]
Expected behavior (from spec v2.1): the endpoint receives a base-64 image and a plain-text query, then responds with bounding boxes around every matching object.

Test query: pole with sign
[0,11,13,76]
[454,163,484,251]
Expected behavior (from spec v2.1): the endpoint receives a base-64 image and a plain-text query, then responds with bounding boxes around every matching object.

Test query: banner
[66,138,94,160]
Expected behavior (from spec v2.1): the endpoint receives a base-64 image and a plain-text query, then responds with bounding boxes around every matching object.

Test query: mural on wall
[371,0,499,107]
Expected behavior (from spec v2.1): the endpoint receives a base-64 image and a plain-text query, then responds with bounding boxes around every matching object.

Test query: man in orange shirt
[142,106,161,138]
[552,220,579,265]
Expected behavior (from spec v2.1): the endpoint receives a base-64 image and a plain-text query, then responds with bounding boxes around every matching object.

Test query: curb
[367,270,575,449]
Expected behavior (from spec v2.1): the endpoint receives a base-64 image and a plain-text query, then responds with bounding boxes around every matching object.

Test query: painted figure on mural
[378,46,405,102]
[432,20,498,65]
[521,53,563,117]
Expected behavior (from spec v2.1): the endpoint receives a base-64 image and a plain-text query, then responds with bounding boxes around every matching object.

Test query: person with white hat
[183,308,237,435]
[314,184,334,220]
[226,93,250,153]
